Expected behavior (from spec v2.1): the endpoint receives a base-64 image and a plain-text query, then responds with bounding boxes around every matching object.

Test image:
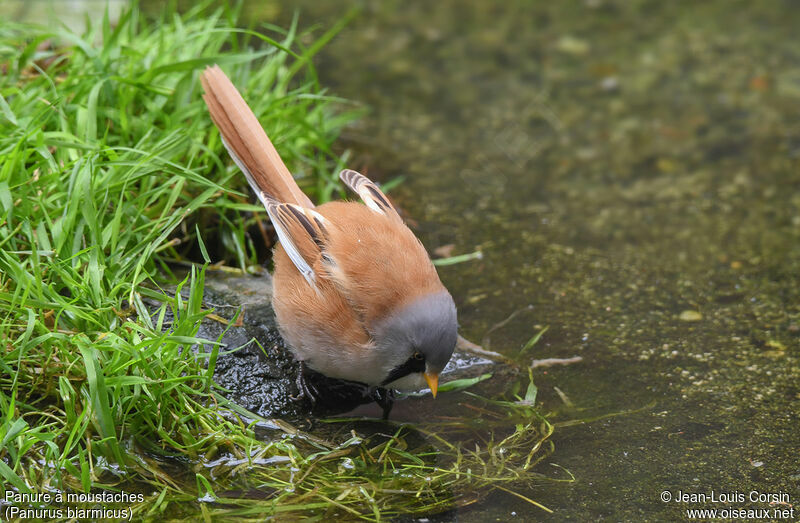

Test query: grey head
[371,290,458,393]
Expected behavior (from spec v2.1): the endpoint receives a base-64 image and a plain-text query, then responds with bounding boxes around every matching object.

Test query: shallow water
[263,1,800,519]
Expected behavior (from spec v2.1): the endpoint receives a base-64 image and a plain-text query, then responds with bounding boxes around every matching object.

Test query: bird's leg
[371,387,395,420]
[293,361,318,404]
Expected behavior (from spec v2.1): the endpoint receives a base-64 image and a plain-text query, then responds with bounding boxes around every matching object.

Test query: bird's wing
[313,202,445,328]
[262,195,330,288]
[339,169,401,221]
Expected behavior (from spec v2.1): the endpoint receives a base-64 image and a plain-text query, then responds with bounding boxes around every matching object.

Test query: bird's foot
[370,387,395,420]
[293,362,319,404]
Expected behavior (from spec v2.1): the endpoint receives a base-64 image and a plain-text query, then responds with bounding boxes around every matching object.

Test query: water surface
[266,1,800,519]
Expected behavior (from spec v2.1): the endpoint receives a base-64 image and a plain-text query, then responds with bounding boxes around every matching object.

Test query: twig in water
[530,356,583,369]
[456,335,514,364]
[553,386,573,407]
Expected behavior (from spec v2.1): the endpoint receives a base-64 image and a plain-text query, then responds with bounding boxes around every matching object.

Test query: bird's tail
[200,65,313,208]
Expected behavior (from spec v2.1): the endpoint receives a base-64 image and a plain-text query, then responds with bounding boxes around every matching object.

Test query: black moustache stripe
[381,355,425,386]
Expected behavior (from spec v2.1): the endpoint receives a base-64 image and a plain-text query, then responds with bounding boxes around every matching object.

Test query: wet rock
[157,270,493,420]
[190,270,309,418]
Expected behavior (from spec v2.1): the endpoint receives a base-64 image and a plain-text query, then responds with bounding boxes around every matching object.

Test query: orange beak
[424,372,439,398]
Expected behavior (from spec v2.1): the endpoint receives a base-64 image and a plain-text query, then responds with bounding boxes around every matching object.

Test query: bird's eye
[413,352,424,360]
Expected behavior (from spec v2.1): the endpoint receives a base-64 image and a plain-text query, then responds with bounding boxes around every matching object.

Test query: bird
[200,65,458,415]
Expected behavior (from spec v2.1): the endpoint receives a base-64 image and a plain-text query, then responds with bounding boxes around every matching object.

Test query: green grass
[0,2,558,520]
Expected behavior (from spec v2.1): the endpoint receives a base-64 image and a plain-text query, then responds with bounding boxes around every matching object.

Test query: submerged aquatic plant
[156,369,560,520]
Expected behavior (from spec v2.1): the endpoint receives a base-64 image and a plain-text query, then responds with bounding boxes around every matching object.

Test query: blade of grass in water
[519,325,549,357]
[433,250,483,266]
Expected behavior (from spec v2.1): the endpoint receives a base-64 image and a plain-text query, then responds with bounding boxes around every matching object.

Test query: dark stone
[157,270,491,421]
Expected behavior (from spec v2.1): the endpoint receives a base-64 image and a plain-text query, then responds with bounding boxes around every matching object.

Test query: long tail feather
[201,65,313,208]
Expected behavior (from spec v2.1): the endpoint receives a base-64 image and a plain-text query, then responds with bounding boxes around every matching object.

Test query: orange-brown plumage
[201,65,312,208]
[313,202,446,324]
[201,65,457,394]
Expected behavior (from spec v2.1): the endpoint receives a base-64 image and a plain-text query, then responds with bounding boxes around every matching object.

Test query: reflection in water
[271,1,800,520]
